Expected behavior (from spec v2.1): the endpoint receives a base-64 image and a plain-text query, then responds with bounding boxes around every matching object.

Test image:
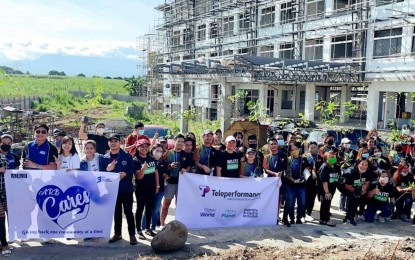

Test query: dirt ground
[202,237,415,260]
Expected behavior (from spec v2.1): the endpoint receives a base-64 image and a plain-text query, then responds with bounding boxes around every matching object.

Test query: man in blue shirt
[22,124,58,170]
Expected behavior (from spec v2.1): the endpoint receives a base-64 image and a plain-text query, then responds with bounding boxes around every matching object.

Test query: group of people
[0,121,414,254]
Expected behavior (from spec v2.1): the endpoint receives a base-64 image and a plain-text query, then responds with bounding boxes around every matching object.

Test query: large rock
[151,220,188,253]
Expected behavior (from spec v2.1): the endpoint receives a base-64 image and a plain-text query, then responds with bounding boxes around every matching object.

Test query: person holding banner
[22,124,58,170]
[216,136,242,178]
[0,134,20,169]
[160,134,190,227]
[80,140,103,171]
[240,148,262,178]
[133,137,159,239]
[55,136,81,171]
[263,137,288,225]
[0,153,11,256]
[194,129,217,175]
[318,151,340,227]
[100,134,137,245]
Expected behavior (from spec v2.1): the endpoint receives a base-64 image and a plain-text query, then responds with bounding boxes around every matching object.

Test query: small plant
[315,100,340,127]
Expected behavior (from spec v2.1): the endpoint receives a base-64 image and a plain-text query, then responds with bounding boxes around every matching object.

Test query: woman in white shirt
[55,136,80,171]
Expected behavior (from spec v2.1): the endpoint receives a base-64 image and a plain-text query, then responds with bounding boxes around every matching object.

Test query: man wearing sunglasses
[22,124,58,170]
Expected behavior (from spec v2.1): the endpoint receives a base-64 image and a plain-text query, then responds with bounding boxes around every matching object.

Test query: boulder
[151,220,188,253]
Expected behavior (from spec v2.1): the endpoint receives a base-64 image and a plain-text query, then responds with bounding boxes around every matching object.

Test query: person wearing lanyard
[0,134,20,170]
[80,140,102,172]
[54,136,80,171]
[160,134,190,227]
[22,124,58,170]
[194,129,217,175]
[262,137,288,225]
[240,148,262,178]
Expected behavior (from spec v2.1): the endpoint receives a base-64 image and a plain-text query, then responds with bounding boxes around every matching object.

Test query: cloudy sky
[0,0,165,77]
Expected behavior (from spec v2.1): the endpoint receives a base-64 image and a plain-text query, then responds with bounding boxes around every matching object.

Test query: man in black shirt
[79,121,109,155]
[216,136,242,178]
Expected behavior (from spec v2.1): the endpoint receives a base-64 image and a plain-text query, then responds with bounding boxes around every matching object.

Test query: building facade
[141,0,415,132]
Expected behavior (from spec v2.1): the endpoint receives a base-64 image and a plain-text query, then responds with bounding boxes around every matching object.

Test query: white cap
[341,137,351,144]
[225,136,236,143]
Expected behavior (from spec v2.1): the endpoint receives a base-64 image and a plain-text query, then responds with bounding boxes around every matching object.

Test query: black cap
[158,136,167,143]
[108,133,120,141]
[34,123,49,132]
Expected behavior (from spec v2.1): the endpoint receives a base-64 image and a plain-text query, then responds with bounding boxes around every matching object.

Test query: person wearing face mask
[303,141,323,221]
[392,161,414,222]
[319,134,337,157]
[357,147,370,160]
[239,148,262,177]
[247,135,264,166]
[338,138,357,169]
[317,151,340,227]
[124,123,146,156]
[0,152,12,256]
[0,134,20,170]
[233,131,246,153]
[368,147,390,173]
[79,121,109,155]
[275,132,288,155]
[343,159,372,226]
[366,129,378,142]
[388,142,406,167]
[284,144,308,225]
[54,131,66,149]
[365,170,398,222]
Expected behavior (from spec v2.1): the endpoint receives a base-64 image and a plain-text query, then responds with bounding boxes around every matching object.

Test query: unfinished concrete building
[139,0,415,131]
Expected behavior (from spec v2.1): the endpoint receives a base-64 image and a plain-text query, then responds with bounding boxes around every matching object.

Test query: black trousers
[0,217,7,247]
[114,192,135,236]
[320,191,335,222]
[345,192,360,219]
[135,188,155,232]
[305,179,317,216]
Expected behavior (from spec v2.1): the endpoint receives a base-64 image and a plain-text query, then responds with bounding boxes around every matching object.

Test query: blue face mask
[277,140,285,146]
[55,140,61,148]
[138,130,144,135]
[362,153,369,159]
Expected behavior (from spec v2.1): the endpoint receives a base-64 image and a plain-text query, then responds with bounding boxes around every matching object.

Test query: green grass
[0,74,128,97]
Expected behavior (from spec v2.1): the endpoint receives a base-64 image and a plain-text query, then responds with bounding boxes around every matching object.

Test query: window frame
[197,24,206,41]
[304,38,324,60]
[373,27,402,58]
[331,35,353,59]
[260,6,275,28]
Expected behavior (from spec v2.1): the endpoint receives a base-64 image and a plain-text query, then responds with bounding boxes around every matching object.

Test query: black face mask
[0,145,11,152]
[249,144,257,149]
[396,146,403,152]
[327,140,334,146]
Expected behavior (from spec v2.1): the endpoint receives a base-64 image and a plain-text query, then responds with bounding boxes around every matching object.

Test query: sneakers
[145,229,156,237]
[129,235,137,245]
[305,214,314,222]
[377,214,385,223]
[282,218,291,227]
[137,231,146,240]
[108,235,122,243]
[384,216,391,222]
[320,220,336,227]
[399,214,410,222]
[349,218,357,226]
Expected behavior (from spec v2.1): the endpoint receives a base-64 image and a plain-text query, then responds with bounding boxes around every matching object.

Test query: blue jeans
[289,185,306,220]
[141,191,164,230]
[281,184,292,220]
[364,204,391,222]
[395,193,413,218]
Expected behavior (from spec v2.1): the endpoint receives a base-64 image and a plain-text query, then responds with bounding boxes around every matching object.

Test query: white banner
[176,173,281,229]
[5,170,119,239]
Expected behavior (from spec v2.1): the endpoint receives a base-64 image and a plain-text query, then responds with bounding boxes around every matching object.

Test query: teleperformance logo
[199,185,261,201]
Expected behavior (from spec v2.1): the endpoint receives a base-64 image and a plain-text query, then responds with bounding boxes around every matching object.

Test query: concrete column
[340,85,352,123]
[366,88,380,130]
[384,92,395,128]
[304,83,316,121]
[405,93,413,114]
[180,81,189,134]
[220,79,232,133]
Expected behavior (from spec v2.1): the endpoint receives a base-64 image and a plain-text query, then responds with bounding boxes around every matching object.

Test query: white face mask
[153,151,163,160]
[344,144,351,149]
[277,140,285,146]
[374,152,382,158]
[96,128,105,135]
[372,136,377,140]
[138,130,145,135]
[401,171,408,176]
[379,177,389,184]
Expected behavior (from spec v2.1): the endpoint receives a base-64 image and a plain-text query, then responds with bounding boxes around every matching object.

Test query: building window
[172,30,180,46]
[238,48,250,54]
[305,39,323,60]
[239,12,250,30]
[331,35,353,59]
[240,89,259,115]
[280,2,295,24]
[210,22,218,38]
[197,24,206,41]
[260,6,275,28]
[172,56,180,61]
[182,29,190,45]
[279,43,295,59]
[171,84,181,97]
[222,16,234,36]
[281,90,293,110]
[307,0,325,17]
[373,28,402,58]
[210,52,219,57]
[183,54,194,60]
[260,45,274,58]
[222,50,234,56]
[334,0,356,10]
[267,89,275,117]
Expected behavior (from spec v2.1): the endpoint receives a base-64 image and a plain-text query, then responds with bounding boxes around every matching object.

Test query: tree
[123,76,146,97]
[77,73,86,77]
[48,70,60,76]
